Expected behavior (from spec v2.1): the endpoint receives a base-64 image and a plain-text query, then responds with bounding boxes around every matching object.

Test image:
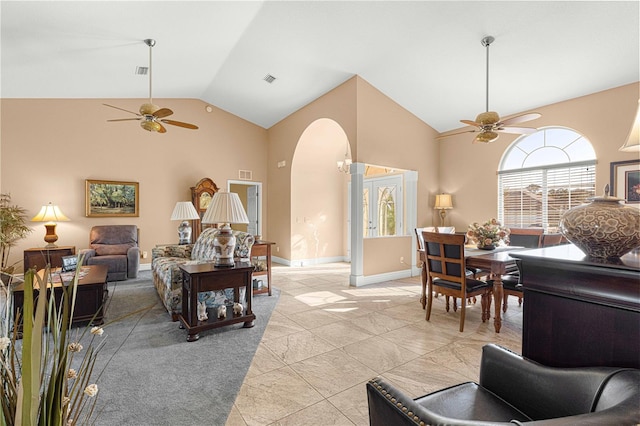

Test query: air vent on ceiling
[135,66,149,75]
[239,170,253,181]
[263,74,276,84]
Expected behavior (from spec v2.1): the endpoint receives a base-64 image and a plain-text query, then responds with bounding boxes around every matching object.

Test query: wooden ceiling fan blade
[161,119,199,130]
[460,119,480,127]
[436,129,477,140]
[496,126,538,134]
[500,112,541,126]
[107,118,142,122]
[103,103,141,116]
[153,108,174,118]
[157,122,167,133]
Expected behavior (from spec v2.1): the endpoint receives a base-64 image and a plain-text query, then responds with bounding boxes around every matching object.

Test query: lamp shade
[619,99,640,152]
[434,194,453,210]
[170,201,200,221]
[201,191,249,225]
[31,203,70,223]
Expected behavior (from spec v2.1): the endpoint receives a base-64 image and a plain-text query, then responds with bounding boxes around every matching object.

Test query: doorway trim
[227,180,263,237]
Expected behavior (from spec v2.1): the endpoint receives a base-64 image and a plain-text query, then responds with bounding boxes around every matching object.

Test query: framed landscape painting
[610,160,640,203]
[86,179,139,217]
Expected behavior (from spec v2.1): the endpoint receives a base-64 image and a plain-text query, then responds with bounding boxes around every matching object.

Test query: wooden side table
[178,262,255,342]
[23,246,75,271]
[251,240,275,296]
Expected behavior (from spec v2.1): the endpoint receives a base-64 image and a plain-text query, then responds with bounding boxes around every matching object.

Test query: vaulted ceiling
[2,1,638,132]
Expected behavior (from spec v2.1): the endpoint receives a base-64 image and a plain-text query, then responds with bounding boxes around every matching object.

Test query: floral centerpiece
[467,219,510,249]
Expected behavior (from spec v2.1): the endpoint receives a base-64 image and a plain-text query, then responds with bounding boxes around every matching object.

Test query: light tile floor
[226,263,523,426]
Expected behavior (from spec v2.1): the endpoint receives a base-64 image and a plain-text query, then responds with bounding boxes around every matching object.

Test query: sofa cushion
[92,243,134,256]
[416,382,531,423]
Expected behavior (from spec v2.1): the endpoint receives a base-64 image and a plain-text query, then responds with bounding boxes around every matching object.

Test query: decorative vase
[478,245,495,250]
[559,184,640,259]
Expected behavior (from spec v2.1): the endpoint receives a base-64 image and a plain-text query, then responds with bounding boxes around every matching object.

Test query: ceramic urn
[559,185,640,259]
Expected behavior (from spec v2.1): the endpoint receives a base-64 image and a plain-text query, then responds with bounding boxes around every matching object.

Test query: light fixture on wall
[337,145,352,173]
[434,193,453,227]
[31,202,70,248]
[201,191,249,267]
[619,99,640,152]
[170,201,200,245]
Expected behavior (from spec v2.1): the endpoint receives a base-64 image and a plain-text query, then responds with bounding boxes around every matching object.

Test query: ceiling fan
[103,39,198,133]
[438,36,540,144]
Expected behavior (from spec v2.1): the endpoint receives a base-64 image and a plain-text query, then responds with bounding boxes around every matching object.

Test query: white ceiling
[2,1,638,132]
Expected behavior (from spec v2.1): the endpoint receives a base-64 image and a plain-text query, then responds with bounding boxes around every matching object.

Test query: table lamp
[170,201,200,244]
[31,202,70,247]
[201,191,249,267]
[434,193,453,227]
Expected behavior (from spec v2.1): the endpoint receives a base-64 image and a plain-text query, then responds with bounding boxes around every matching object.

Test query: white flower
[90,326,104,336]
[84,384,98,397]
[68,342,83,353]
[0,337,10,351]
[67,369,77,379]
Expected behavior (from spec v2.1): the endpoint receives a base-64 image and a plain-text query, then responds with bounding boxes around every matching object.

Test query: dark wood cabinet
[23,246,75,272]
[512,245,640,369]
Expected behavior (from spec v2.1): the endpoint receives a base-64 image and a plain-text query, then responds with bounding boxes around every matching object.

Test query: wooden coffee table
[13,265,109,326]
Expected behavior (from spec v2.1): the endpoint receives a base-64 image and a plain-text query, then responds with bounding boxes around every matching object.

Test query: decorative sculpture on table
[197,301,208,321]
[217,305,227,319]
[233,302,244,316]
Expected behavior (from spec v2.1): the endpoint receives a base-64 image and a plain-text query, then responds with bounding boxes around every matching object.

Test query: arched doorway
[290,118,351,265]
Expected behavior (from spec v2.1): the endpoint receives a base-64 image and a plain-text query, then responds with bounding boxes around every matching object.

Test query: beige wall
[1,98,268,272]
[439,82,640,233]
[267,77,358,261]
[2,81,638,279]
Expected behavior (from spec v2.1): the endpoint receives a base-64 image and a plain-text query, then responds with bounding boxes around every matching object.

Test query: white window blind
[499,161,596,232]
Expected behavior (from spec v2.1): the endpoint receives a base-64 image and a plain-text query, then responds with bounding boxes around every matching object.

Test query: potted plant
[0,193,32,283]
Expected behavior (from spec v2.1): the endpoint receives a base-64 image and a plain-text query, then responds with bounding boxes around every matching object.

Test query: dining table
[465,245,522,333]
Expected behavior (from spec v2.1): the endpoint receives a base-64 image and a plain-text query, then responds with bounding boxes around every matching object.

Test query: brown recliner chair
[79,225,139,281]
[367,344,640,426]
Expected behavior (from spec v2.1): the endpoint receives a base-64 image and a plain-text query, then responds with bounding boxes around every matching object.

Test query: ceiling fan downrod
[481,36,494,113]
[144,39,156,105]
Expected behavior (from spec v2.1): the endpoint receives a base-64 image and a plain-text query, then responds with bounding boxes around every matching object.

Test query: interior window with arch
[498,127,596,232]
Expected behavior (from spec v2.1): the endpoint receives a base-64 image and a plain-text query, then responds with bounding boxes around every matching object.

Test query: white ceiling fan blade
[496,126,538,134]
[499,112,541,126]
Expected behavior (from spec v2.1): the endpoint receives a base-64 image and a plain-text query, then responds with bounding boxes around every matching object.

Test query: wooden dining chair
[415,227,458,309]
[422,232,492,332]
[541,233,565,247]
[508,228,544,248]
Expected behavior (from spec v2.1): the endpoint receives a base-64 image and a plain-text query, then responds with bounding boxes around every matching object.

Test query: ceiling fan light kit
[438,35,541,144]
[104,38,198,133]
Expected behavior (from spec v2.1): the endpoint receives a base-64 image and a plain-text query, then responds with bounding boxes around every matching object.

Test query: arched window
[498,127,596,232]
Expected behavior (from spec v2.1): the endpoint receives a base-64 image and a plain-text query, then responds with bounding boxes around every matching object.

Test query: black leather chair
[367,344,640,426]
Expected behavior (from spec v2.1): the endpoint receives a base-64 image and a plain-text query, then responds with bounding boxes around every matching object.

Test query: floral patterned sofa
[152,227,255,321]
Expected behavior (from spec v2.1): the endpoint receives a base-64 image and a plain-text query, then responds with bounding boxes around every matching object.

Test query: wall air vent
[263,74,276,84]
[239,170,253,180]
[135,66,149,75]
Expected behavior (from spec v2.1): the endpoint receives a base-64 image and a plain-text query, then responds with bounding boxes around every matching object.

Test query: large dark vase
[559,185,640,259]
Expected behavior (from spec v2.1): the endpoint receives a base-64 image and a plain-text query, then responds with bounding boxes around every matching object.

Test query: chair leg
[445,295,451,312]
[459,298,466,332]
[426,284,434,321]
[453,297,458,312]
[503,293,509,313]
[518,296,523,307]
[481,294,487,322]
[420,266,427,310]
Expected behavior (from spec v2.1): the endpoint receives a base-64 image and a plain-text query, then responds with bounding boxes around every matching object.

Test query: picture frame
[86,179,139,217]
[610,160,640,203]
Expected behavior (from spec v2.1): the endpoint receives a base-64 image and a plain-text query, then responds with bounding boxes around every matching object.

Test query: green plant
[0,194,32,273]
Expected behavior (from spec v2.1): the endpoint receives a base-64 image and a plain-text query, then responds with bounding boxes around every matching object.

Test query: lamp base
[44,223,59,248]
[439,209,447,227]
[213,225,236,267]
[177,221,192,245]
